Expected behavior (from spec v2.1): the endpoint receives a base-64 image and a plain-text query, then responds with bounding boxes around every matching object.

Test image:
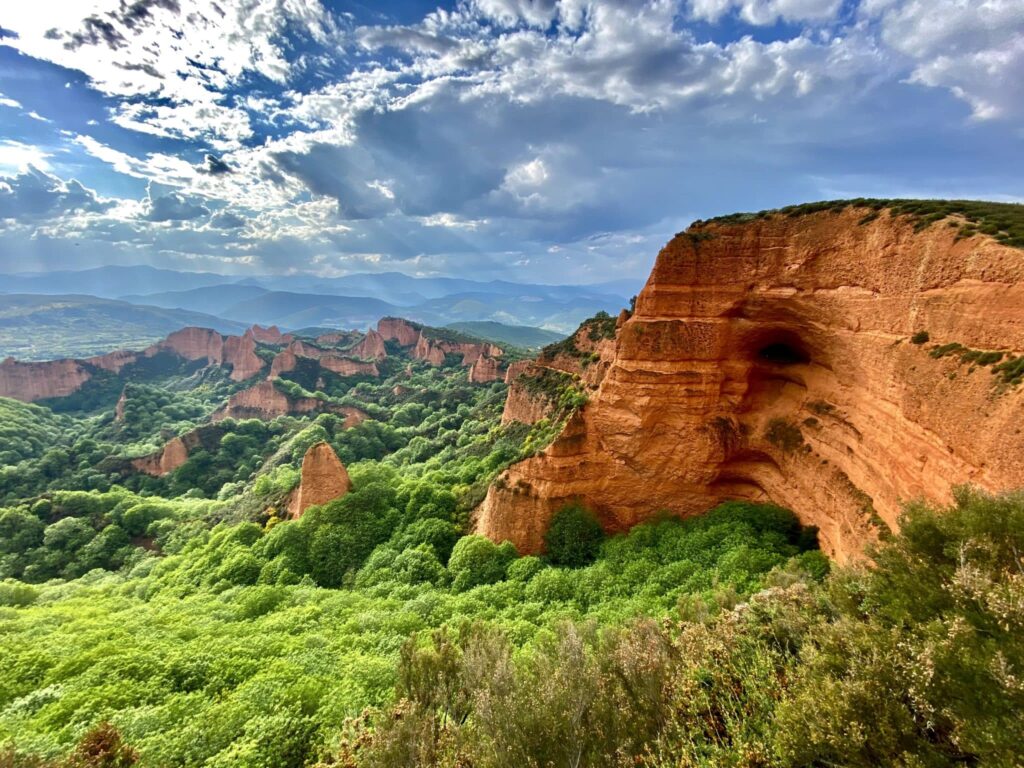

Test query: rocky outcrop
[250,324,288,344]
[268,340,379,380]
[114,388,127,422]
[499,320,616,426]
[86,350,139,373]
[288,441,352,518]
[0,357,93,402]
[469,355,502,383]
[269,346,299,378]
[478,206,1024,562]
[319,355,379,377]
[414,334,447,366]
[151,327,225,364]
[504,359,532,385]
[378,317,421,346]
[129,425,227,477]
[0,325,274,404]
[214,380,367,426]
[413,330,502,367]
[349,329,387,360]
[132,436,189,477]
[223,329,264,381]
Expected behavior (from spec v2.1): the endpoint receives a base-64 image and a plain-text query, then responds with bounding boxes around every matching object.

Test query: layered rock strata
[478,207,1024,562]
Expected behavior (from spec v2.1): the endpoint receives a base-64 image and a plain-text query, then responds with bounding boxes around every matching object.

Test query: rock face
[349,329,387,360]
[223,329,264,381]
[132,436,190,477]
[414,334,447,366]
[250,324,288,344]
[319,355,379,377]
[87,350,139,373]
[412,330,502,367]
[214,380,367,426]
[0,357,93,402]
[288,441,351,518]
[152,327,225,364]
[268,340,379,380]
[0,324,271,403]
[500,319,617,426]
[377,317,421,346]
[469,355,502,383]
[477,207,1024,562]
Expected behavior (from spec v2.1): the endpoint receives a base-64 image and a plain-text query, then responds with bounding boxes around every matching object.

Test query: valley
[0,202,1021,767]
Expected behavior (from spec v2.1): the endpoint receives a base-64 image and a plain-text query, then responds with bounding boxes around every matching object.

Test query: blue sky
[0,0,1021,283]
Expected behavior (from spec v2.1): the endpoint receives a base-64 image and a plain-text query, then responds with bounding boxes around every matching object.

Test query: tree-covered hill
[0,316,1020,767]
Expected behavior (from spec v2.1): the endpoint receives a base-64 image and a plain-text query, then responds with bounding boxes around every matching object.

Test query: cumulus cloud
[141,182,209,222]
[0,0,1019,281]
[688,0,843,25]
[2,0,338,146]
[0,165,113,220]
[863,0,1024,120]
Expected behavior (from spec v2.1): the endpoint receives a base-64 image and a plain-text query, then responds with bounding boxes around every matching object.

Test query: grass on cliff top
[689,199,1024,248]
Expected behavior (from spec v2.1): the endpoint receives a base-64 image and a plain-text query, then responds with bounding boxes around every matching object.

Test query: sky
[0,0,1021,284]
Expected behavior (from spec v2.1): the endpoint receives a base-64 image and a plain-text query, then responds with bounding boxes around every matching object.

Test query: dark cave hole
[758,341,810,366]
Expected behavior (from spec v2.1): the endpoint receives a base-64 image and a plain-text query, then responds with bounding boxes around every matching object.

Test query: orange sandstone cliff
[288,441,352,518]
[477,206,1024,562]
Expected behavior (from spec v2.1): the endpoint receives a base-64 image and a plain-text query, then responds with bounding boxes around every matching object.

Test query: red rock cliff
[377,317,421,346]
[0,357,93,402]
[477,207,1024,562]
[349,329,387,360]
[288,441,352,518]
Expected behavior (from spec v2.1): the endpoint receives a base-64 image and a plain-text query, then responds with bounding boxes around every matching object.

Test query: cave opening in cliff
[757,339,810,366]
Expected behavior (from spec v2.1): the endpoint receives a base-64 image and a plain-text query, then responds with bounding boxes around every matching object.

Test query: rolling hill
[445,321,566,349]
[0,294,247,360]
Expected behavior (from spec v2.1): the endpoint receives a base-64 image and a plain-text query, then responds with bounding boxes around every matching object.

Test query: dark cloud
[200,154,232,175]
[63,0,180,50]
[0,166,113,220]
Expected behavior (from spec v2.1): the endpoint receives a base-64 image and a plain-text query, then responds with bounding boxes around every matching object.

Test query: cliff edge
[477,201,1024,562]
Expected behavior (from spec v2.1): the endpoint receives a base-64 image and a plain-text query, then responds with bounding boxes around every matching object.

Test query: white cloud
[0,94,23,109]
[1,0,338,146]
[689,0,843,25]
[864,0,1024,119]
[0,141,52,175]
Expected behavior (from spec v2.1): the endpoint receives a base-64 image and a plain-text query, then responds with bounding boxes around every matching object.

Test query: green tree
[544,504,604,567]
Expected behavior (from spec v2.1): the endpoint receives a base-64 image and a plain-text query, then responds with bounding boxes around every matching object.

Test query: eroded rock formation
[468,355,502,383]
[213,380,367,426]
[414,334,447,366]
[478,206,1024,562]
[223,329,264,381]
[288,441,351,518]
[349,329,387,360]
[377,317,421,346]
[0,357,93,402]
[250,324,289,344]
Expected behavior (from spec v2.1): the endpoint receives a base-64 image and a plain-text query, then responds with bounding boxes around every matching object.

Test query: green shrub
[447,535,517,592]
[544,504,605,567]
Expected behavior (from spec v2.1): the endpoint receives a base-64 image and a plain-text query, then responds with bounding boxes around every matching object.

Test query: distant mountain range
[0,265,638,359]
[0,294,247,361]
[444,321,565,350]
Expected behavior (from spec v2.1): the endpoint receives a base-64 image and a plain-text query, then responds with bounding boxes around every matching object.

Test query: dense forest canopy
[0,322,1020,767]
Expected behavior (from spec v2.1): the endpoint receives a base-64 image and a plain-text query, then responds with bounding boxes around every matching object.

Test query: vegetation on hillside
[0,324,1021,766]
[691,199,1024,248]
